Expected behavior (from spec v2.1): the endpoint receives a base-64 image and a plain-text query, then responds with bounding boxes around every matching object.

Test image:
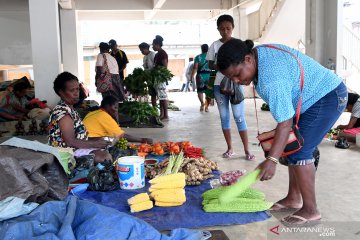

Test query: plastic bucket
[117,156,145,189]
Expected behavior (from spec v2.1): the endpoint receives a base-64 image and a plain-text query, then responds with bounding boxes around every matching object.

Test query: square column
[29,0,61,107]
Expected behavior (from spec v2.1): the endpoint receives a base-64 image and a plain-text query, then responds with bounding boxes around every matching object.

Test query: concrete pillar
[29,0,61,107]
[60,8,84,82]
[232,7,248,40]
[305,0,342,68]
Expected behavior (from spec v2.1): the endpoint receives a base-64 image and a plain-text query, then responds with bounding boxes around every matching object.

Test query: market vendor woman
[217,39,347,226]
[48,71,112,163]
[83,95,153,144]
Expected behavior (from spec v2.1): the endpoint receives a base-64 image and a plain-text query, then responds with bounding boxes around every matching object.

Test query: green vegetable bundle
[118,101,158,125]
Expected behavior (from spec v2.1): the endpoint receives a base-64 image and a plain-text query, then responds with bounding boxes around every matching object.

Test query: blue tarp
[75,172,271,231]
[0,196,203,240]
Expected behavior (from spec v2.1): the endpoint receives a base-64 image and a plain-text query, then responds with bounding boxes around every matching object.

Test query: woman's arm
[123,133,153,144]
[59,115,109,149]
[338,116,358,129]
[256,118,293,181]
[162,58,168,68]
[190,63,199,81]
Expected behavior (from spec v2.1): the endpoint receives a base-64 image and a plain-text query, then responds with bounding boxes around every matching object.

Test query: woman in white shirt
[206,15,254,161]
[96,42,125,102]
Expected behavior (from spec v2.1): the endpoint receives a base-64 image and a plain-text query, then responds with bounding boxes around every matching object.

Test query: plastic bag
[220,170,247,186]
[220,77,234,96]
[230,83,244,104]
[87,161,119,192]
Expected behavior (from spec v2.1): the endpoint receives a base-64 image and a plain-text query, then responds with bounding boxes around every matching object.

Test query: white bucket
[117,156,145,190]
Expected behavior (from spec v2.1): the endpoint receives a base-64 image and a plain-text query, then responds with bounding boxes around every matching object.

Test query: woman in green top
[191,44,211,112]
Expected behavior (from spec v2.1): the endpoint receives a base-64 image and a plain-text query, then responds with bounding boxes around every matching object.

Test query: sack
[230,83,244,104]
[95,54,112,93]
[257,125,304,157]
[220,76,234,95]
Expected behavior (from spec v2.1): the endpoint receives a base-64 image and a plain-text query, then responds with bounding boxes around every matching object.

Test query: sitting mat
[75,172,271,231]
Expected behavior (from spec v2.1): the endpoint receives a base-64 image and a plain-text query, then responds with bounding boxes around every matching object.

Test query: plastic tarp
[0,197,38,221]
[0,145,68,203]
[75,172,271,231]
[0,196,203,240]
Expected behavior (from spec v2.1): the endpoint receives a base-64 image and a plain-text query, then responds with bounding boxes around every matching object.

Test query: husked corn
[202,187,265,201]
[155,201,185,207]
[150,188,185,198]
[154,193,186,203]
[203,198,272,213]
[149,173,186,184]
[127,193,150,205]
[218,169,260,204]
[149,179,186,190]
[130,200,153,213]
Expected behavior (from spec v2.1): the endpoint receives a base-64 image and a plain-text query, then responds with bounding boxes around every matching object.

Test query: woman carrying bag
[95,42,125,102]
[217,38,347,226]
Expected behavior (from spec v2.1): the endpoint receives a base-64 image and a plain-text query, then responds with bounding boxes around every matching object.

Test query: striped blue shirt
[255,44,342,123]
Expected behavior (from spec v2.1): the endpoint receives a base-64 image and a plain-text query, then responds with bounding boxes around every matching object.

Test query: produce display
[220,170,246,186]
[114,138,128,150]
[118,101,159,126]
[326,128,339,140]
[127,193,153,213]
[202,187,272,213]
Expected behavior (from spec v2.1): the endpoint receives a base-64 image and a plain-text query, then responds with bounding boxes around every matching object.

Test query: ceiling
[58,0,261,21]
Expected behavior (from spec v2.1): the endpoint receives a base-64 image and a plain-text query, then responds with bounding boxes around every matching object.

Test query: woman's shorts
[156,82,168,100]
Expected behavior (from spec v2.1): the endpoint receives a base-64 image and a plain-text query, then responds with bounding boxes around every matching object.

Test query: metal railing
[343,25,360,72]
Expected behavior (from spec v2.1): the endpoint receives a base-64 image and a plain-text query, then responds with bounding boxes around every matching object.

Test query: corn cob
[150,188,185,198]
[218,169,260,204]
[203,198,272,213]
[202,187,265,201]
[127,193,150,205]
[155,201,185,207]
[149,172,185,184]
[149,179,186,190]
[153,193,186,203]
[130,200,153,213]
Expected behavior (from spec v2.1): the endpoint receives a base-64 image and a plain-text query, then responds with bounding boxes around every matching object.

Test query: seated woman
[0,81,31,119]
[83,96,153,144]
[48,71,112,163]
[336,92,360,144]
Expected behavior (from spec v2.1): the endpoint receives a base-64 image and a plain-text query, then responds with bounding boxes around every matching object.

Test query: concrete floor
[1,91,359,239]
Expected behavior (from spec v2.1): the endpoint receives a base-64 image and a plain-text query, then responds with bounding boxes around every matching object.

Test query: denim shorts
[214,85,247,131]
[287,82,347,165]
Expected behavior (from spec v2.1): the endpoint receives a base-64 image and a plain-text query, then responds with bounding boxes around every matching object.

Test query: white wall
[0,0,32,65]
[259,0,305,48]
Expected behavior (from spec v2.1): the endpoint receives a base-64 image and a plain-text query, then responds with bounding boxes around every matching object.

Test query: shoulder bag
[255,45,304,157]
[95,53,112,93]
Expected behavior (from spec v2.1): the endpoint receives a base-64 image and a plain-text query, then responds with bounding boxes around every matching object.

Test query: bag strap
[253,44,305,135]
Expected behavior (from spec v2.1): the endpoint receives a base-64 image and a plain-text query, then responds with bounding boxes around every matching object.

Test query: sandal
[205,107,209,112]
[222,151,235,158]
[281,214,321,227]
[245,154,255,161]
[269,202,301,211]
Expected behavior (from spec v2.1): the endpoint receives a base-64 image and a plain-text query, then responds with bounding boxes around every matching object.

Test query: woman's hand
[256,159,277,181]
[92,139,112,149]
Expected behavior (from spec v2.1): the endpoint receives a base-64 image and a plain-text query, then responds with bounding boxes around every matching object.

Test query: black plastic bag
[87,161,119,192]
[220,77,234,96]
[230,83,244,105]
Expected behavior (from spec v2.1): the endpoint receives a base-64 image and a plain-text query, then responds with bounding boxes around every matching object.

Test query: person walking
[190,44,211,112]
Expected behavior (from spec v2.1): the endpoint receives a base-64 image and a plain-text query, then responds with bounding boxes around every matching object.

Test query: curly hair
[53,71,78,96]
[217,38,254,71]
[152,35,164,47]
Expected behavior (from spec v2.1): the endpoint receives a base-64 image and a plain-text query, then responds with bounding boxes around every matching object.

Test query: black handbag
[220,76,234,95]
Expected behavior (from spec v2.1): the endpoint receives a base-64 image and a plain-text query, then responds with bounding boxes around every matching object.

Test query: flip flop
[281,214,322,227]
[200,105,204,112]
[222,151,235,158]
[269,202,301,211]
[245,154,256,161]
